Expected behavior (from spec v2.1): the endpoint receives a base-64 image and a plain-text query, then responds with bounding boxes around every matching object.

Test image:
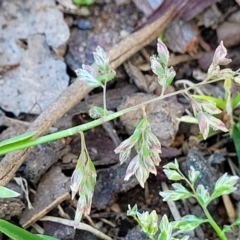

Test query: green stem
[0,109,128,155]
[0,78,222,156]
[178,169,226,240]
[103,81,107,116]
[201,205,227,240]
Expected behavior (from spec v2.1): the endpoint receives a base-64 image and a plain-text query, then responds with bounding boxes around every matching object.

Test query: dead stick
[0,7,176,186]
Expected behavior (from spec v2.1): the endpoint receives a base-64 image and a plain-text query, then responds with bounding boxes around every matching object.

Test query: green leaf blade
[0,219,43,240]
[0,186,20,198]
[232,124,240,166]
[0,131,35,148]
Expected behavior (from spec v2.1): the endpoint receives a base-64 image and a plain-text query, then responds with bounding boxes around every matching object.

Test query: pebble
[76,19,93,30]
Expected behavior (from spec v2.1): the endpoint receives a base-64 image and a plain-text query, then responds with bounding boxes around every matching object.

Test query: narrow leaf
[192,95,225,110]
[232,93,240,109]
[163,159,179,170]
[163,169,183,181]
[207,115,228,132]
[160,190,192,201]
[196,185,210,205]
[0,219,44,240]
[197,112,209,139]
[159,215,170,232]
[222,225,232,233]
[0,131,35,148]
[127,204,138,217]
[188,166,200,184]
[181,215,207,224]
[0,186,20,198]
[172,183,192,195]
[232,218,240,226]
[211,173,238,200]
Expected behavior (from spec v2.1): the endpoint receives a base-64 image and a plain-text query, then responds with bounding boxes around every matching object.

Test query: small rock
[65,16,74,27]
[0,198,25,220]
[75,19,93,30]
[196,4,221,28]
[180,150,218,195]
[110,203,121,212]
[52,44,67,58]
[198,51,214,71]
[92,162,139,209]
[74,230,97,240]
[165,20,199,54]
[217,22,240,47]
[43,221,75,240]
[132,0,164,16]
[228,11,240,23]
[23,140,67,185]
[124,225,149,240]
[62,152,78,164]
[118,93,184,147]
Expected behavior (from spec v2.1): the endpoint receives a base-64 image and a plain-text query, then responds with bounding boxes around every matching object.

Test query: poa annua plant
[70,131,96,227]
[114,108,162,187]
[160,160,239,240]
[128,160,239,240]
[180,41,240,163]
[0,39,239,234]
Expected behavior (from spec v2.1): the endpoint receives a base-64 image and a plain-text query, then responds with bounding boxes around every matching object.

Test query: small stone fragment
[62,152,78,164]
[76,19,93,30]
[132,0,164,16]
[228,10,240,23]
[23,141,67,185]
[75,230,97,240]
[217,22,240,47]
[196,4,221,28]
[124,225,149,240]
[92,162,139,209]
[0,198,25,220]
[165,20,199,54]
[180,150,217,195]
[43,221,75,240]
[118,93,184,146]
[198,51,214,71]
